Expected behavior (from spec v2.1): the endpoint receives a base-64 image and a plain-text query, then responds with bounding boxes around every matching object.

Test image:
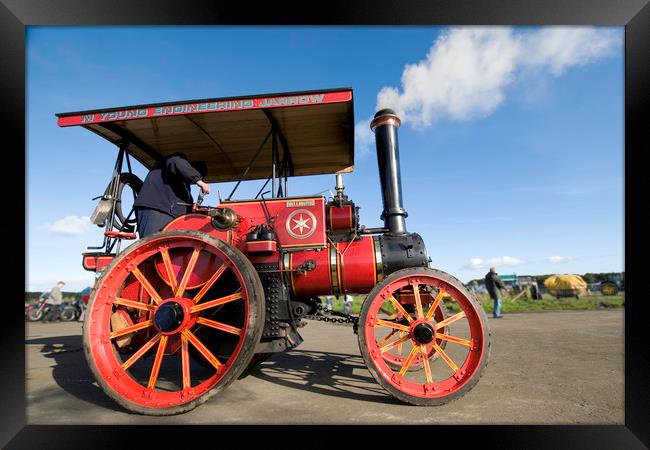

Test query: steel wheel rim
[86,234,251,409]
[363,273,486,399]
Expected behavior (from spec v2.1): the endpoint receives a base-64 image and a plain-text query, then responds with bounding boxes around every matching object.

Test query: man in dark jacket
[485,267,506,318]
[134,152,210,237]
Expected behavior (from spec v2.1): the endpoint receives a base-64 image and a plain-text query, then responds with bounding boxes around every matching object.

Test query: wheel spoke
[411,283,424,319]
[435,311,466,330]
[196,316,241,335]
[175,246,202,297]
[110,319,154,339]
[147,335,168,389]
[379,333,411,353]
[159,247,178,293]
[182,329,222,370]
[181,334,191,389]
[436,333,471,347]
[114,297,156,312]
[432,342,459,373]
[388,296,414,323]
[375,319,410,332]
[420,345,434,384]
[190,291,242,314]
[193,264,227,304]
[378,329,397,347]
[425,289,445,321]
[131,267,163,305]
[398,346,420,376]
[397,331,404,356]
[121,333,162,370]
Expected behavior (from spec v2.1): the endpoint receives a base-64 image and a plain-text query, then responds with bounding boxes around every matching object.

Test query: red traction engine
[57,88,490,415]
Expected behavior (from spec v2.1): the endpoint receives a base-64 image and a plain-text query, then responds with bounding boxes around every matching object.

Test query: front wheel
[358,267,491,406]
[27,307,44,321]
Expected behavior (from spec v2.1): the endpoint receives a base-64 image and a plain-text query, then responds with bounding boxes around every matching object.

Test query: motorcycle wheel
[27,308,44,321]
[61,307,77,322]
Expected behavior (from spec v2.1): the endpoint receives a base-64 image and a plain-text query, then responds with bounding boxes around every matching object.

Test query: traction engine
[58,89,490,415]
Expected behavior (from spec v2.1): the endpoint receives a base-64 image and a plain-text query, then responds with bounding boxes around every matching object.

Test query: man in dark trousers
[134,152,211,238]
[485,267,506,319]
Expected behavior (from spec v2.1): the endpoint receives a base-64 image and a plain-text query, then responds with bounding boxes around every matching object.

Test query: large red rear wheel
[358,267,490,406]
[83,230,265,415]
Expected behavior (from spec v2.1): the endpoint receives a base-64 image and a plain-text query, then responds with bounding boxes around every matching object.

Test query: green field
[320,293,625,315]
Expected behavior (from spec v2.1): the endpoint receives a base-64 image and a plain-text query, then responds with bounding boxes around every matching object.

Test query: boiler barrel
[281,233,428,297]
[282,236,382,296]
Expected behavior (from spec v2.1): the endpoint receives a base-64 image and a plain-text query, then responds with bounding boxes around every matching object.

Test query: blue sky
[26,26,624,291]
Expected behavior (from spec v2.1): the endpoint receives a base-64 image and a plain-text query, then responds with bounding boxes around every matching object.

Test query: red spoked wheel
[82,230,265,415]
[358,267,490,406]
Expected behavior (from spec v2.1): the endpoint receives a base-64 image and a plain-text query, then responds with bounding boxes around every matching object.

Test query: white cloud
[46,215,92,236]
[463,255,527,270]
[354,117,374,158]
[546,255,575,264]
[357,26,619,154]
[519,27,619,76]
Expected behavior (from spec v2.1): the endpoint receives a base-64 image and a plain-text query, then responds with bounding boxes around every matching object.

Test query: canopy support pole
[271,127,277,198]
[183,115,237,174]
[226,127,272,201]
[98,122,161,161]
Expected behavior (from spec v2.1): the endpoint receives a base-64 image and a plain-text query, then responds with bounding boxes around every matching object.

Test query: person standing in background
[485,267,506,319]
[343,294,354,315]
[43,281,65,323]
[324,295,333,314]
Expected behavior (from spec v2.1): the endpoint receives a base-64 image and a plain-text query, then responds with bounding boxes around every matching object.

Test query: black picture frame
[3,1,647,448]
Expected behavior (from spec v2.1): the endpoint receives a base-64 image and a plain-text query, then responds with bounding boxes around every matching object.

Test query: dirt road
[25,309,623,424]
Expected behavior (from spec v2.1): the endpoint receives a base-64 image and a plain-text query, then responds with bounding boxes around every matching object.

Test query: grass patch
[477,293,625,313]
[320,293,625,315]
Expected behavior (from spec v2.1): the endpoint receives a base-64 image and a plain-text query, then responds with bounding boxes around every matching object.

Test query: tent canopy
[56,88,355,183]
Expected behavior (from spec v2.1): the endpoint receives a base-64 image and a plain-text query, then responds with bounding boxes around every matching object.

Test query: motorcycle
[26,299,50,321]
[25,302,34,319]
[60,299,85,322]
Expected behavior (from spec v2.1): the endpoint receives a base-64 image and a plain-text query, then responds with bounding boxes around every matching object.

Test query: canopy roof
[56,88,355,183]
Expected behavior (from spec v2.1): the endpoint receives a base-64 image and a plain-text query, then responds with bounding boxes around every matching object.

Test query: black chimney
[371,108,407,235]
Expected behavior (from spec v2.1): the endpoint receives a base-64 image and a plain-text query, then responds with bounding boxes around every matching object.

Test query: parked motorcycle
[60,299,85,322]
[26,299,49,321]
[60,301,79,321]
[25,302,34,319]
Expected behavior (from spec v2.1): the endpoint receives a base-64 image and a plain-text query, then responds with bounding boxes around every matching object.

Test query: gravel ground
[25,309,623,424]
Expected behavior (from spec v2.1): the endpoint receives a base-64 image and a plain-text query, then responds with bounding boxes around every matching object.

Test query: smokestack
[370,108,408,235]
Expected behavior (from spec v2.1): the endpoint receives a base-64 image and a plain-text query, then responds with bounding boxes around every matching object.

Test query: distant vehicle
[25,302,35,319]
[26,299,50,321]
[499,274,542,300]
[60,300,83,321]
[599,273,624,296]
[599,282,618,296]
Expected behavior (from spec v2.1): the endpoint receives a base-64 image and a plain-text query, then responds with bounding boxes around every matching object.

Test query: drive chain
[305,303,360,334]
